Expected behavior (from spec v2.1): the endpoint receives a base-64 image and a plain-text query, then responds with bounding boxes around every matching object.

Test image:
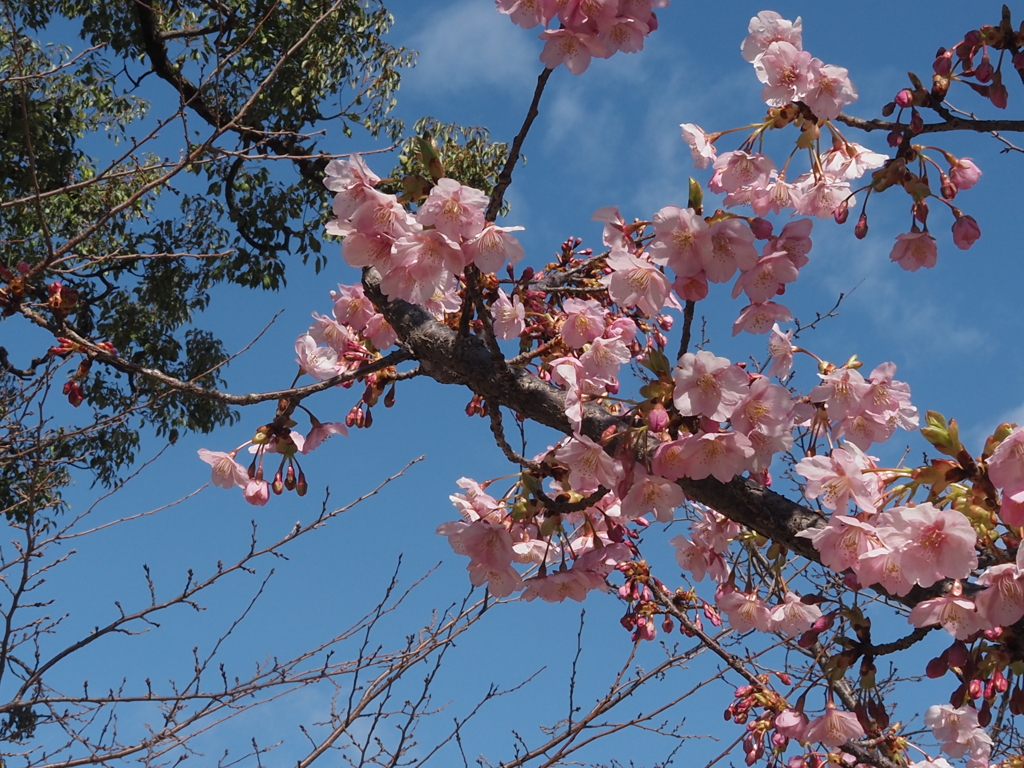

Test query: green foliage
[385,117,512,212]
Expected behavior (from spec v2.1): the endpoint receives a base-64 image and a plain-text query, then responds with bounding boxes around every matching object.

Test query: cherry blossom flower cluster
[795,420,1024,645]
[197,413,347,505]
[680,11,985,278]
[323,154,524,313]
[496,0,669,75]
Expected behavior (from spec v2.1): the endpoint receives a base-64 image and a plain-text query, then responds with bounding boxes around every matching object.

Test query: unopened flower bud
[854,213,869,239]
[978,700,992,727]
[933,49,953,76]
[833,200,849,224]
[1014,50,1024,70]
[887,129,903,147]
[968,678,983,700]
[284,465,296,491]
[989,79,1008,109]
[272,471,284,495]
[384,385,396,408]
[750,217,774,239]
[913,200,929,225]
[881,101,896,117]
[648,403,669,433]
[947,642,969,668]
[296,471,308,497]
[975,54,994,83]
[895,88,913,107]
[910,109,924,134]
[925,655,946,679]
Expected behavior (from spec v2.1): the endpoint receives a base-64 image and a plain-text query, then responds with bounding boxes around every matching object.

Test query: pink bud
[926,656,947,679]
[969,678,983,700]
[974,53,994,83]
[750,217,774,239]
[947,642,968,668]
[990,80,1008,109]
[895,88,913,107]
[933,50,953,76]
[952,214,981,250]
[854,213,869,239]
[887,129,903,147]
[1014,50,1024,70]
[833,200,849,224]
[648,403,669,433]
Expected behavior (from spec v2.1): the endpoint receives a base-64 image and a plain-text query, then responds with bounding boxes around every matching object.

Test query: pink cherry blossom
[603,249,671,316]
[705,218,759,283]
[975,563,1024,628]
[809,367,869,422]
[856,545,914,596]
[464,223,526,273]
[949,158,982,190]
[673,272,709,302]
[538,28,609,75]
[244,479,270,506]
[768,218,813,268]
[741,11,802,63]
[416,178,488,240]
[951,215,981,250]
[732,301,793,335]
[798,515,879,573]
[770,592,823,636]
[649,205,711,277]
[796,446,881,514]
[677,432,755,483]
[716,583,772,632]
[554,434,622,492]
[351,188,419,238]
[754,42,812,106]
[802,60,857,120]
[324,154,380,220]
[767,323,795,378]
[651,436,693,481]
[731,251,799,303]
[365,314,397,350]
[495,0,555,29]
[492,289,526,340]
[925,704,993,760]
[822,142,887,180]
[875,503,977,586]
[802,702,865,748]
[331,283,376,332]
[791,174,853,219]
[197,449,250,489]
[621,466,685,521]
[579,335,631,385]
[988,425,1024,495]
[680,123,717,169]
[672,350,749,421]
[605,16,651,53]
[711,151,775,195]
[890,231,938,271]
[303,419,348,453]
[749,173,796,216]
[295,334,340,381]
[561,298,606,348]
[592,206,634,251]
[908,581,984,640]
[449,477,504,524]
[521,570,591,602]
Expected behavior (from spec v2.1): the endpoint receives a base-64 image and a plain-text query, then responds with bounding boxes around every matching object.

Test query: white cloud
[402,1,537,96]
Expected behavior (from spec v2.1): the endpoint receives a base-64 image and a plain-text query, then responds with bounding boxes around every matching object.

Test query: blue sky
[28,1,1024,764]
